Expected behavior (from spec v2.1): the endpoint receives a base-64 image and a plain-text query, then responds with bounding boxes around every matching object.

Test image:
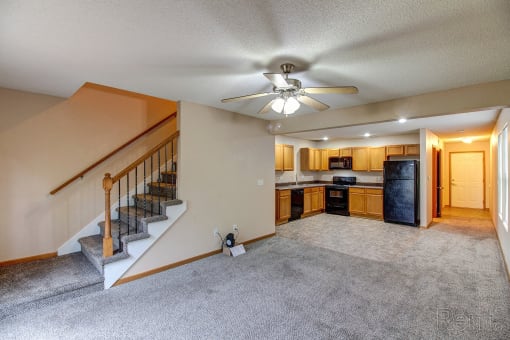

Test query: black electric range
[325,176,356,215]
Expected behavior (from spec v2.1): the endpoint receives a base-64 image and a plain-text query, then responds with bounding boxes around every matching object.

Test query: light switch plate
[257,179,264,186]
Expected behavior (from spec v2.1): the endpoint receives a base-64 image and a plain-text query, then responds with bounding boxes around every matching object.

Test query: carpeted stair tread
[98,219,138,237]
[148,182,176,188]
[117,206,166,220]
[133,193,173,213]
[147,182,177,198]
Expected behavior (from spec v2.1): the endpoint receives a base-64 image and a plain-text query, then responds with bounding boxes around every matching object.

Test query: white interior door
[450,152,484,209]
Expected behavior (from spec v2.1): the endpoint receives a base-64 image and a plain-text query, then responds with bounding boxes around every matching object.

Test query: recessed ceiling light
[322,136,329,141]
[364,132,371,137]
[398,118,407,124]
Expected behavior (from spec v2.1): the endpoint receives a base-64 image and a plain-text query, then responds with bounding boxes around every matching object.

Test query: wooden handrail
[50,112,177,195]
[112,131,180,183]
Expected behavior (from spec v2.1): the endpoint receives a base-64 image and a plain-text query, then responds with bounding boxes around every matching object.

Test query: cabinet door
[352,148,369,171]
[349,188,366,214]
[328,149,339,157]
[318,187,325,210]
[300,148,312,171]
[303,188,312,214]
[386,145,404,156]
[278,190,291,220]
[311,187,320,211]
[275,144,283,171]
[405,144,420,155]
[283,145,294,171]
[366,189,383,218]
[340,148,352,157]
[320,149,329,171]
[313,149,321,171]
[369,147,386,171]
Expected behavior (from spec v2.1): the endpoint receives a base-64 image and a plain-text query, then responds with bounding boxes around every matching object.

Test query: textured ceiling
[1,0,509,123]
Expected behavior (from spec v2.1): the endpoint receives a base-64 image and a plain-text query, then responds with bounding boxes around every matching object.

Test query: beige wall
[0,85,176,261]
[491,108,510,274]
[274,80,510,134]
[420,129,441,227]
[442,140,491,208]
[124,101,275,277]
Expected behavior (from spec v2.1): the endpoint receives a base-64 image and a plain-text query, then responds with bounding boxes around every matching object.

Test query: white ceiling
[1,0,509,138]
[284,109,500,142]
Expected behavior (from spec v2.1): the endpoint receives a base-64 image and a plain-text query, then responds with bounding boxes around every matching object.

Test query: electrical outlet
[233,224,239,232]
[213,227,219,237]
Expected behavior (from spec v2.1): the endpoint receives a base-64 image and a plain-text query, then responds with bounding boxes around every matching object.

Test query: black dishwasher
[290,189,304,221]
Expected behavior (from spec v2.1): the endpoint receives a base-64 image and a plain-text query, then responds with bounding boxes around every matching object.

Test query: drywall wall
[442,140,491,208]
[0,87,65,133]
[274,80,510,134]
[491,108,510,274]
[124,101,275,277]
[0,84,177,261]
[420,128,440,227]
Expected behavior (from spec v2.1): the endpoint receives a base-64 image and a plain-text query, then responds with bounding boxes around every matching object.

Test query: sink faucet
[295,173,298,185]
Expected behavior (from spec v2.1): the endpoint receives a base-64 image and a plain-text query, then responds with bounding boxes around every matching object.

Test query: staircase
[77,170,180,274]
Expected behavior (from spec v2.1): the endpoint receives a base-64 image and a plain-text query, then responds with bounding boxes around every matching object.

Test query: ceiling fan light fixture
[271,97,285,113]
[284,96,300,115]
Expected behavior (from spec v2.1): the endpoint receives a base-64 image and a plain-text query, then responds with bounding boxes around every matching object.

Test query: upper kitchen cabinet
[328,149,339,157]
[386,144,420,157]
[275,144,294,171]
[352,147,369,171]
[386,145,404,156]
[352,147,386,172]
[320,149,329,171]
[369,147,386,171]
[300,147,327,171]
[339,148,352,157]
[405,144,420,155]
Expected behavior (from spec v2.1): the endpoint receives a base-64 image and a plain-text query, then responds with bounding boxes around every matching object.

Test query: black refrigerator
[383,160,420,226]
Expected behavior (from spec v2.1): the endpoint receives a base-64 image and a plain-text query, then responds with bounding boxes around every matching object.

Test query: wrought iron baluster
[126,174,130,238]
[118,181,121,253]
[143,160,147,218]
[135,167,138,233]
[158,148,161,215]
[150,154,154,216]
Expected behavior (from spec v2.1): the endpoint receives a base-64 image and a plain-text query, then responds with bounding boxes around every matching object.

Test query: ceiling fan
[221,63,358,115]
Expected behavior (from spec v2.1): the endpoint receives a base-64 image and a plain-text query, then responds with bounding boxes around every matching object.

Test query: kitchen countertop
[276,182,383,190]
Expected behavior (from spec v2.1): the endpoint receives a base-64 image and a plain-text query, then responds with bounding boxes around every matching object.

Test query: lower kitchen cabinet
[303,186,324,217]
[275,189,291,225]
[349,187,383,219]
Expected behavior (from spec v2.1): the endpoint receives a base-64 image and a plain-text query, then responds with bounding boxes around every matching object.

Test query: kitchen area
[275,134,421,227]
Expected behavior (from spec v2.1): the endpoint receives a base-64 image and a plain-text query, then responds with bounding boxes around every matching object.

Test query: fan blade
[263,73,289,88]
[303,86,358,94]
[297,95,330,111]
[221,92,275,103]
[258,99,276,114]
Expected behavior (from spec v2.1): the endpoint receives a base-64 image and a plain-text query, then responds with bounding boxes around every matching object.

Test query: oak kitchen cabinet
[275,144,294,171]
[339,147,352,157]
[352,147,386,172]
[349,187,383,219]
[275,189,291,225]
[386,144,420,157]
[303,186,324,217]
[300,148,328,171]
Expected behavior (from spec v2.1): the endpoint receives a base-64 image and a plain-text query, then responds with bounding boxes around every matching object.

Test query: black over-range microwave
[329,156,352,170]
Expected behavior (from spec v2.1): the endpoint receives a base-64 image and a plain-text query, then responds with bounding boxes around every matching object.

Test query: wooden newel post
[103,173,114,257]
